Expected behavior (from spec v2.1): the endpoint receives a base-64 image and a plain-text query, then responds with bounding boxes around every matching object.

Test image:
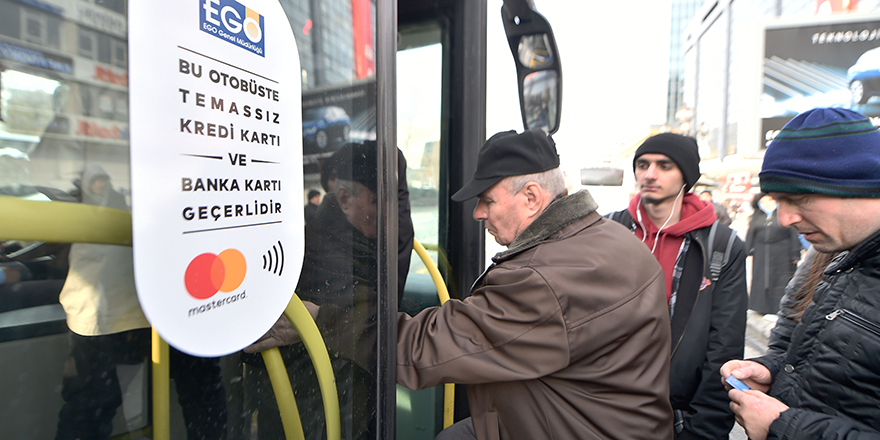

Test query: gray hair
[503,167,566,197]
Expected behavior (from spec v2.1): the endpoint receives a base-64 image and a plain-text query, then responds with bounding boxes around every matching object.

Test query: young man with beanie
[608,132,748,440]
[721,107,880,440]
[396,129,674,440]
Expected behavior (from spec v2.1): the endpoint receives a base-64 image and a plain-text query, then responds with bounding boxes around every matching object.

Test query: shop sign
[75,0,126,37]
[724,172,752,194]
[73,116,127,141]
[0,40,73,74]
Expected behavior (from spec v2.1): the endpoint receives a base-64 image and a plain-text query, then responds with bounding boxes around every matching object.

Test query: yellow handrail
[0,196,131,244]
[262,347,305,440]
[277,293,341,440]
[151,329,170,440]
[0,196,339,439]
[412,238,454,428]
[414,241,451,289]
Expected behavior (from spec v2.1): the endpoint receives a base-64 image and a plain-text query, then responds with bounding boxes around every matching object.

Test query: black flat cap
[451,129,559,201]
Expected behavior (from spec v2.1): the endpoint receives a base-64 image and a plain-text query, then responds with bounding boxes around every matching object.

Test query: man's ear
[337,186,352,213]
[521,182,544,212]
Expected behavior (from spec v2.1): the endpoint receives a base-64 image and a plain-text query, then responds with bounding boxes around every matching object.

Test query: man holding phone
[721,107,880,440]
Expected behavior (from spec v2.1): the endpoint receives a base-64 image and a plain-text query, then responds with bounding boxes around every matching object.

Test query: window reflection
[0,0,386,437]
[236,2,385,439]
[396,27,446,438]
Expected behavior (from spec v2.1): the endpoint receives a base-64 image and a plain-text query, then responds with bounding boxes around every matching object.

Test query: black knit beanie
[633,133,701,191]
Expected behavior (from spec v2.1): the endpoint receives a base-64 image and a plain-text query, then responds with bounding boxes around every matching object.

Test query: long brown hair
[790,251,834,322]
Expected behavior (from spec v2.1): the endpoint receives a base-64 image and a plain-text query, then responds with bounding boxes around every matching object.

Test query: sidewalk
[744,310,773,358]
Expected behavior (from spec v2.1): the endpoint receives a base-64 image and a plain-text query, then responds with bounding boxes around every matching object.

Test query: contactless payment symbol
[262,240,284,276]
[185,249,247,299]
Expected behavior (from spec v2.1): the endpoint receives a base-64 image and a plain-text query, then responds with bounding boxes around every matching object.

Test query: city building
[678,0,880,203]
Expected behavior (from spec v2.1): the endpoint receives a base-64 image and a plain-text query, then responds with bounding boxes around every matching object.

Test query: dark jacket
[304,201,319,223]
[299,193,378,373]
[610,194,748,440]
[752,228,880,439]
[269,194,379,440]
[746,203,802,315]
[399,191,674,440]
[712,202,732,226]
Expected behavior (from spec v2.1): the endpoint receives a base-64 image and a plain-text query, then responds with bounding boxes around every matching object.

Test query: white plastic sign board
[128,0,303,356]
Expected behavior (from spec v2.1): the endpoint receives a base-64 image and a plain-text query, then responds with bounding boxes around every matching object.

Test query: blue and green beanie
[760,107,880,197]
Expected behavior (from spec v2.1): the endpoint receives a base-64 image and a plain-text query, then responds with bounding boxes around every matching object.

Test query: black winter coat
[746,209,802,314]
[753,228,880,439]
[610,211,748,440]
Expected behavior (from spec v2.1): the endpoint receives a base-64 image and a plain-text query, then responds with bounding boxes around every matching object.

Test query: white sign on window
[128,0,303,356]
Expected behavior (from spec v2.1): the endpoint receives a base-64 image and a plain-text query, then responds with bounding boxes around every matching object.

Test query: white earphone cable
[649,184,686,255]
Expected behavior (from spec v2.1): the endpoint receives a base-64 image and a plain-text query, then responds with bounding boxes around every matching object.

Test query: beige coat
[398,191,674,440]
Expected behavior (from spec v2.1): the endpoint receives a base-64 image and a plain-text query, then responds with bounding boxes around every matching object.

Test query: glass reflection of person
[244,142,390,440]
[56,164,228,440]
[304,189,322,223]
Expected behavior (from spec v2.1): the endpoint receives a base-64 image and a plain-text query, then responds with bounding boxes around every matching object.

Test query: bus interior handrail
[412,237,455,429]
[0,196,340,440]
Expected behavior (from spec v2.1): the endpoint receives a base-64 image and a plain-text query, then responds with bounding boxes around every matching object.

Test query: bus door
[0,0,388,437]
[0,0,559,438]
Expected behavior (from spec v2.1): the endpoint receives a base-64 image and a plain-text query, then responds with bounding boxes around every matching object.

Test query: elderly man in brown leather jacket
[396,129,674,440]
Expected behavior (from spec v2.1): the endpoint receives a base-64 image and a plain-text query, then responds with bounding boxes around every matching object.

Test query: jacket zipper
[826,308,880,338]
[784,275,836,366]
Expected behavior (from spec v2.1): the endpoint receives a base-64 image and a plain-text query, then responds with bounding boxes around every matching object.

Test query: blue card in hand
[726,375,751,391]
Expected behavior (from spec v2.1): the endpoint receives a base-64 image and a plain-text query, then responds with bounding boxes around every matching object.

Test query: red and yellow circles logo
[184,249,247,300]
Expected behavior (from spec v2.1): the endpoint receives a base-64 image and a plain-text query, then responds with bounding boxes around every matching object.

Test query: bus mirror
[501,0,562,134]
[517,33,554,69]
[523,70,558,132]
[580,168,624,187]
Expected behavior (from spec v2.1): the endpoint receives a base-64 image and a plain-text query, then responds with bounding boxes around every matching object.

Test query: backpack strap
[607,209,636,231]
[706,221,736,282]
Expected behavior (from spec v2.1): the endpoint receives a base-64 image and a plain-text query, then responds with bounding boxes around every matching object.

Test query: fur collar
[498,190,598,259]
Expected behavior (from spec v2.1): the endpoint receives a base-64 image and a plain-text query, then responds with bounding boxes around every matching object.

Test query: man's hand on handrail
[244,300,320,353]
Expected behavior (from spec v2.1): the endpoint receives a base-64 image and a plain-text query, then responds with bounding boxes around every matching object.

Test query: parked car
[302,105,351,152]
[847,46,880,105]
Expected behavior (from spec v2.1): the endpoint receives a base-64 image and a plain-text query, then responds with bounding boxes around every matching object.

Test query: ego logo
[200,0,265,57]
[184,249,247,300]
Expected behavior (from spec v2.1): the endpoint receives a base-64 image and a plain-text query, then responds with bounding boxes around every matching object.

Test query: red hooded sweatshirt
[627,193,717,303]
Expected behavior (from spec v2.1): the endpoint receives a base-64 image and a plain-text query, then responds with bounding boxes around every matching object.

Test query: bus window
[0,0,559,437]
[396,22,444,438]
[0,2,143,438]
[245,1,382,439]
[397,23,442,315]
[0,0,384,438]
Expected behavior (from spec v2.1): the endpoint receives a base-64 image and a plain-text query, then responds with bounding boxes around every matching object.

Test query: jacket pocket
[817,308,880,428]
[820,307,880,384]
[826,308,880,338]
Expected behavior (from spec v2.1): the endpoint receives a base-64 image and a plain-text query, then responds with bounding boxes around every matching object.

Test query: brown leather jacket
[397,191,674,440]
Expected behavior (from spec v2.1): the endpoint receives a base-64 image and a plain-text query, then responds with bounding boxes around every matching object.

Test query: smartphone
[725,375,751,391]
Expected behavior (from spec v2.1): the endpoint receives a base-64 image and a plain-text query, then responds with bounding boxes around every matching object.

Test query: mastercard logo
[184,249,247,300]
